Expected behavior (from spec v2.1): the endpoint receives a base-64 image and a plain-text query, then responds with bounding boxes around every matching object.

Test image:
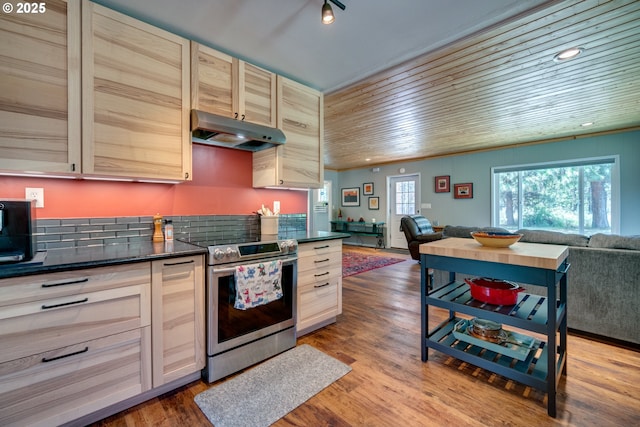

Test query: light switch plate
[273,201,280,213]
[25,187,44,208]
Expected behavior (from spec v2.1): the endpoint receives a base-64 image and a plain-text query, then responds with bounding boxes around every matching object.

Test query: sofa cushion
[516,229,589,247]
[588,233,640,250]
[443,225,509,239]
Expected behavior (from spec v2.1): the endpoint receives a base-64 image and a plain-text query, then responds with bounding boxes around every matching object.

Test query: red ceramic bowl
[465,277,524,305]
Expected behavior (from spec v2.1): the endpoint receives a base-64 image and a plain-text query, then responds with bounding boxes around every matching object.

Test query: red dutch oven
[464,277,524,305]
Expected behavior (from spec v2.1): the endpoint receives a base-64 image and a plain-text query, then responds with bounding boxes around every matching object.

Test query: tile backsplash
[35,214,307,251]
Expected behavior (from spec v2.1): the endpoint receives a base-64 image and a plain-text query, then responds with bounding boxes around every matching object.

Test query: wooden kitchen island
[419,238,570,417]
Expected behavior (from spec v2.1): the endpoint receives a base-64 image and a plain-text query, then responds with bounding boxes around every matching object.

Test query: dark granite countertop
[0,240,207,279]
[0,231,347,280]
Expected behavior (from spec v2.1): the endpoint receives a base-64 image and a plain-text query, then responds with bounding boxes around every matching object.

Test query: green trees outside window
[492,157,617,235]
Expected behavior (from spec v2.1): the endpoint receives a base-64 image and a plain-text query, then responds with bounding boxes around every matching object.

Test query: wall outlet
[25,187,44,208]
[421,203,432,209]
[273,201,280,213]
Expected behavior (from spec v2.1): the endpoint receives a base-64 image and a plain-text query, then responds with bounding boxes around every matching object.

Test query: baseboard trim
[61,372,202,427]
[569,328,639,351]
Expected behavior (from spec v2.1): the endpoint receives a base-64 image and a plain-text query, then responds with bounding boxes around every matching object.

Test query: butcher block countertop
[419,237,568,270]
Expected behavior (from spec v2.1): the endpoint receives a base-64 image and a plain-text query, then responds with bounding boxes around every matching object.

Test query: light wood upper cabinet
[191,43,234,118]
[0,0,81,174]
[191,42,277,127]
[82,0,191,181]
[240,61,277,127]
[151,255,205,387]
[253,76,324,188]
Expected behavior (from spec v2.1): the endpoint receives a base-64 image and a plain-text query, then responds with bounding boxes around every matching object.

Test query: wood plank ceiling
[324,0,640,171]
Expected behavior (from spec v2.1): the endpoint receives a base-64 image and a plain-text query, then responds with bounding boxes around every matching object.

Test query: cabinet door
[0,0,81,175]
[191,43,276,127]
[238,61,277,127]
[82,0,191,181]
[298,276,342,333]
[253,76,324,188]
[0,328,151,427]
[151,255,205,387]
[191,42,236,118]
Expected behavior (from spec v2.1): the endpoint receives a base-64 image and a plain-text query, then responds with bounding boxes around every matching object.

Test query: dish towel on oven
[234,259,283,310]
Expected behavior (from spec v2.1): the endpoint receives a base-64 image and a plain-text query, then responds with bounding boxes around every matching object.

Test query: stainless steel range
[195,238,298,383]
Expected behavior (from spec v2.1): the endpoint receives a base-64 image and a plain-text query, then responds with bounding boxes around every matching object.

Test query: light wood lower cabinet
[0,328,151,427]
[151,255,205,387]
[0,262,152,427]
[297,239,343,335]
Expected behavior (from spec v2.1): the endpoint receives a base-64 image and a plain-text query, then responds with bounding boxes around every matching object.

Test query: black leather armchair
[400,215,443,260]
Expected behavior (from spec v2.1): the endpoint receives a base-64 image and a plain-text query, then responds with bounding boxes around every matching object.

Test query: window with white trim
[491,156,619,235]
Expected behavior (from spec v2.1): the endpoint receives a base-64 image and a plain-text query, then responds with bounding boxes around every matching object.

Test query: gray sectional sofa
[434,225,640,346]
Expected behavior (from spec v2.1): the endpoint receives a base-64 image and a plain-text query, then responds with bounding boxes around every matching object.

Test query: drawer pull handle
[164,260,195,266]
[42,298,88,310]
[314,283,330,288]
[42,278,89,288]
[313,245,330,250]
[314,258,330,263]
[42,347,89,363]
[314,272,329,277]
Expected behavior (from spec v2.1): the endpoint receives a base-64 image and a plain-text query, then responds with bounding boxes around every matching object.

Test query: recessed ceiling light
[365,158,371,162]
[553,47,584,62]
[581,122,594,127]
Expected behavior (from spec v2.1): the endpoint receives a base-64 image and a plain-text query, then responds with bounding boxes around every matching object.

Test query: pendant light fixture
[322,1,334,24]
[322,0,346,25]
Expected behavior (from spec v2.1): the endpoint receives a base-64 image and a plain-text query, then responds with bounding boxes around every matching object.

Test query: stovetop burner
[179,237,259,248]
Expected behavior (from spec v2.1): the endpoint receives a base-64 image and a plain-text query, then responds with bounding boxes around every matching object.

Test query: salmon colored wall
[0,145,308,219]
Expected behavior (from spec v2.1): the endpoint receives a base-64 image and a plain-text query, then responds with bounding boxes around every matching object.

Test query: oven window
[217,263,294,343]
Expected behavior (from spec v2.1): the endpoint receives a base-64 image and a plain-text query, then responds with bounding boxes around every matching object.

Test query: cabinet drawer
[298,277,341,326]
[0,283,150,363]
[0,262,151,307]
[0,327,151,427]
[297,250,341,273]
[298,240,342,258]
[298,265,342,288]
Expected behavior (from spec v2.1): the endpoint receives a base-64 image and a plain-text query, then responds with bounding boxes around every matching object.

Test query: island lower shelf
[427,316,562,392]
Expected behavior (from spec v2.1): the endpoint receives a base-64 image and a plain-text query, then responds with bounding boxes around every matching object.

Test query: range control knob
[282,240,297,253]
[213,248,226,260]
[226,247,239,259]
[279,241,289,253]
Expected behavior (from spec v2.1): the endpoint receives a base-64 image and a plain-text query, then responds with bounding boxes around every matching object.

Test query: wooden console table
[419,238,569,417]
[330,221,385,248]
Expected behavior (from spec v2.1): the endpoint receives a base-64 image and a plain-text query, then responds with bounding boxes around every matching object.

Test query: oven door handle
[212,256,298,275]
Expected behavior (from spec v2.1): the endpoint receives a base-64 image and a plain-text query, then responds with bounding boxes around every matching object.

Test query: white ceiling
[94,0,550,93]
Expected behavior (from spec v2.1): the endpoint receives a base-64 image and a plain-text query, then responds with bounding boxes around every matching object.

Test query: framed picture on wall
[454,183,473,199]
[341,187,360,206]
[368,196,379,210]
[435,175,450,193]
[363,182,374,195]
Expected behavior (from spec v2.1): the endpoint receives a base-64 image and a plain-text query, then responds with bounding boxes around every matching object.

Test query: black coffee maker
[0,200,37,263]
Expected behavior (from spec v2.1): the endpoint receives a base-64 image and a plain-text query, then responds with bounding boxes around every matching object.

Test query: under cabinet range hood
[191,110,285,151]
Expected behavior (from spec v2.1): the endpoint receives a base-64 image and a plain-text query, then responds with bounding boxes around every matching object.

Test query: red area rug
[342,251,405,277]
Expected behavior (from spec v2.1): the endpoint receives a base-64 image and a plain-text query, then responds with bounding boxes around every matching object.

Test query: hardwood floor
[92,246,640,427]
